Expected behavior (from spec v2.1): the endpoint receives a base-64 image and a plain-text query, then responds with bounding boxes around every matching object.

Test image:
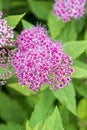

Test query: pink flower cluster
[0,11,14,85]
[0,11,14,47]
[53,0,86,22]
[12,26,74,91]
[0,48,13,85]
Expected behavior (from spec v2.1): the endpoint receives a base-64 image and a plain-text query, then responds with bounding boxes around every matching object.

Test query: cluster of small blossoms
[53,0,86,22]
[12,26,74,91]
[0,11,14,47]
[0,48,13,85]
[0,11,14,85]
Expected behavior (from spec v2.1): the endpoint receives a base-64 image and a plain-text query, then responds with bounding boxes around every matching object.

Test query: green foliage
[0,122,21,130]
[52,83,76,115]
[77,98,87,120]
[59,105,68,128]
[7,77,34,96]
[26,121,32,130]
[48,12,77,41]
[29,89,55,130]
[26,121,40,130]
[5,13,25,28]
[22,19,34,29]
[73,79,87,98]
[72,66,87,78]
[48,12,65,39]
[28,0,53,20]
[42,107,64,130]
[0,92,27,124]
[64,41,87,59]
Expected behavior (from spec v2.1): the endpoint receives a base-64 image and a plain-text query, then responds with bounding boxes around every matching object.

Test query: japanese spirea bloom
[12,26,74,91]
[53,0,86,22]
[0,11,14,85]
[0,11,14,47]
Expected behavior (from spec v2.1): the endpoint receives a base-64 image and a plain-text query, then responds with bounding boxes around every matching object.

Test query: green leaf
[26,93,41,108]
[29,89,55,130]
[84,30,87,40]
[0,122,21,130]
[73,79,87,98]
[28,0,53,20]
[5,13,25,28]
[77,98,87,120]
[72,66,87,78]
[73,60,87,70]
[26,121,32,130]
[0,0,3,10]
[33,123,40,130]
[57,20,77,41]
[48,13,77,41]
[22,19,34,29]
[26,121,40,130]
[7,77,34,96]
[66,120,77,130]
[52,83,76,115]
[0,92,27,124]
[10,1,27,8]
[42,107,64,130]
[48,12,65,39]
[64,41,87,59]
[59,105,68,128]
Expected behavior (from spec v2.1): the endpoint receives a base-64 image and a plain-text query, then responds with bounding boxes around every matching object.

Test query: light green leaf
[33,123,40,130]
[28,0,53,20]
[42,107,64,130]
[48,12,65,39]
[57,20,77,41]
[5,13,25,28]
[26,121,40,130]
[48,13,77,41]
[52,83,76,115]
[77,99,87,120]
[72,66,87,78]
[26,121,32,130]
[0,92,27,124]
[29,89,55,130]
[7,77,34,96]
[64,41,87,59]
[22,19,34,29]
[73,60,87,70]
[0,122,21,130]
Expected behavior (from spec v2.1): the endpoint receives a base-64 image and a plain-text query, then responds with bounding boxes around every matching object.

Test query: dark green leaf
[0,122,21,130]
[0,92,27,124]
[28,0,53,20]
